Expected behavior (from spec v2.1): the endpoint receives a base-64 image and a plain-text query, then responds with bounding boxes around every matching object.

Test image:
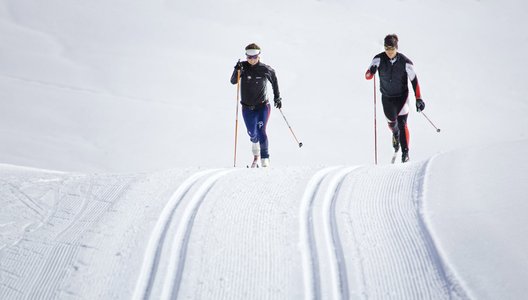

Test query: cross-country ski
[248,155,260,168]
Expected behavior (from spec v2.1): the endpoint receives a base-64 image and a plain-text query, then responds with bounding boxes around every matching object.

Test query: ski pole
[233,62,241,167]
[373,76,378,165]
[278,108,303,148]
[420,111,441,133]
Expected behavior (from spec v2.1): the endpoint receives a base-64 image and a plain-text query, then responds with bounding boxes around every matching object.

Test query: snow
[424,140,528,299]
[1,0,528,298]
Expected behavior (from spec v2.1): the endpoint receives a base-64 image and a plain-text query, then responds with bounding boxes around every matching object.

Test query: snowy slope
[424,139,528,299]
[1,0,528,299]
[1,0,527,172]
[1,140,527,299]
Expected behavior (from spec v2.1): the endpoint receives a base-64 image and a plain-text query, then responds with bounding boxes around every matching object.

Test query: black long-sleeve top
[230,61,280,106]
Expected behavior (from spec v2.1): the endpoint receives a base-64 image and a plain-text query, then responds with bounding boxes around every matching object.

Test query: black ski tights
[382,93,410,153]
[388,114,409,152]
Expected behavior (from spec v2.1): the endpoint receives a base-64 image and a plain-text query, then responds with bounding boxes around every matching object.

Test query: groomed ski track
[0,161,470,299]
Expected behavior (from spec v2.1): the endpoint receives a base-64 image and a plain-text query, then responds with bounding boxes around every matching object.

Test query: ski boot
[391,136,400,164]
[261,158,270,168]
[392,135,400,152]
[401,151,409,163]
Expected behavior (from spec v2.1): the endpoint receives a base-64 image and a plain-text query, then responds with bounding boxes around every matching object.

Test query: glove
[416,99,425,112]
[365,66,377,80]
[234,61,243,71]
[365,70,374,80]
[274,97,282,109]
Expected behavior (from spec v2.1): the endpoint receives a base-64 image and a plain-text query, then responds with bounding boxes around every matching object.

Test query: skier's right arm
[230,61,243,84]
[365,56,380,80]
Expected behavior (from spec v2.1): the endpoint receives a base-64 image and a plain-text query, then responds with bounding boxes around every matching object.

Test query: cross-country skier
[230,43,282,168]
[365,34,425,163]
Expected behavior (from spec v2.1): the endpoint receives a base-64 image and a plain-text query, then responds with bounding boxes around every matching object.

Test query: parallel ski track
[300,162,469,299]
[342,161,467,299]
[133,168,234,300]
[132,169,220,300]
[160,169,234,300]
[321,166,360,300]
[299,166,359,300]
[299,166,338,300]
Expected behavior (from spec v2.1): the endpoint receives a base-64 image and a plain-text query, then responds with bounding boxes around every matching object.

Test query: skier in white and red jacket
[365,34,425,163]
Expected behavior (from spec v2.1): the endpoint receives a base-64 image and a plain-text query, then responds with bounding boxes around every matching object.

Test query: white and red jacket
[366,52,422,99]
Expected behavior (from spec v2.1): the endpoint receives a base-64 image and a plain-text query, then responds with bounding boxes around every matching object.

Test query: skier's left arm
[268,67,282,109]
[406,62,425,112]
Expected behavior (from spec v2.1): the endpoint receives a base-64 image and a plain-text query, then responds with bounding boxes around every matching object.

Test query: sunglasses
[246,54,259,59]
[384,46,396,51]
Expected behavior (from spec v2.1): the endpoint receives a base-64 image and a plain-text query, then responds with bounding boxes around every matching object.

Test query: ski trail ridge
[132,169,220,300]
[160,169,234,300]
[299,166,338,300]
[321,166,359,300]
[299,166,359,300]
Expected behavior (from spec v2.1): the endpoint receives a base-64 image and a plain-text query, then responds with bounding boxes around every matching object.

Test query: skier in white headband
[230,43,282,167]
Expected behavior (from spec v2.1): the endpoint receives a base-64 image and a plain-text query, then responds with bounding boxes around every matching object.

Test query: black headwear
[384,34,399,49]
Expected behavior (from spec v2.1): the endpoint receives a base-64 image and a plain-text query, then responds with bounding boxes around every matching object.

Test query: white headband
[245,49,261,56]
